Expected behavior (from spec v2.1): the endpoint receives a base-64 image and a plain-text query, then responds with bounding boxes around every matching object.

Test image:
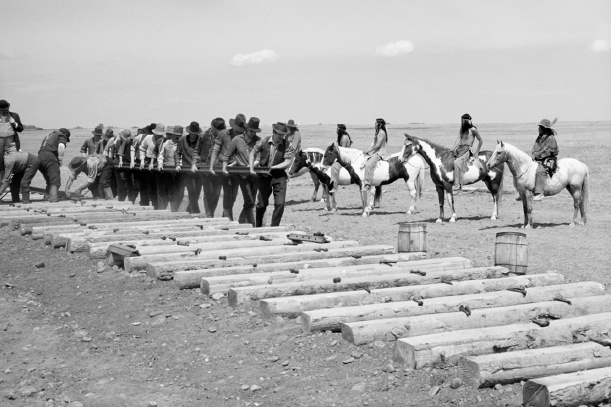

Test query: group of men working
[0,104,301,227]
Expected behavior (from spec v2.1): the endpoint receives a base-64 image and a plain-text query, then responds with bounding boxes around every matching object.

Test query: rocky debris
[241,384,249,390]
[208,326,217,333]
[429,385,440,396]
[450,378,463,389]
[199,303,212,309]
[342,357,355,364]
[211,293,224,301]
[267,355,280,363]
[150,315,167,326]
[350,351,362,359]
[494,383,503,392]
[281,360,289,367]
[250,385,261,391]
[35,262,45,268]
[352,382,366,392]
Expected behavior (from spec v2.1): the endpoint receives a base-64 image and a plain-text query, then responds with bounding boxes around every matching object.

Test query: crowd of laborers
[0,103,301,227]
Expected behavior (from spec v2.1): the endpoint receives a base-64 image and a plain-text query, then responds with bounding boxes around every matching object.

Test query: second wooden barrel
[398,222,427,253]
[494,232,528,274]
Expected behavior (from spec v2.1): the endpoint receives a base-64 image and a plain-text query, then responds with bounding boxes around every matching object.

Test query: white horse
[487,141,589,228]
[322,144,426,217]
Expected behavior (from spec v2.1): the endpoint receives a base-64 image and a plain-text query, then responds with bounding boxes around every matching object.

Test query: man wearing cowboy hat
[209,114,246,221]
[155,125,183,211]
[81,125,104,157]
[176,121,204,213]
[65,154,108,199]
[222,117,262,226]
[37,128,70,202]
[130,126,152,205]
[138,123,166,209]
[532,118,559,201]
[192,118,225,217]
[117,128,139,203]
[0,100,23,176]
[286,119,302,160]
[450,113,483,192]
[0,151,40,204]
[100,128,134,201]
[249,122,294,227]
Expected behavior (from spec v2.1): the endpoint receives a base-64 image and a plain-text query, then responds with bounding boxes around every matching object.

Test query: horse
[487,141,589,228]
[403,134,505,222]
[322,143,425,217]
[286,148,329,202]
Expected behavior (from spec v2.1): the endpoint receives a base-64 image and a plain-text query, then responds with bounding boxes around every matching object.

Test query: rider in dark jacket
[532,118,559,201]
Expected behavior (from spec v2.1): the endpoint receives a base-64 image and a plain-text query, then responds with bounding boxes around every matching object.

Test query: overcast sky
[1,0,610,128]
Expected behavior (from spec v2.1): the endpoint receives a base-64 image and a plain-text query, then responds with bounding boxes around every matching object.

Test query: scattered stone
[250,385,261,392]
[329,340,337,347]
[208,327,217,333]
[4,390,16,400]
[266,356,280,363]
[350,351,362,359]
[35,262,45,268]
[450,378,463,389]
[325,355,337,361]
[429,385,440,396]
[81,337,92,342]
[149,311,163,318]
[199,303,212,309]
[241,385,250,390]
[150,315,166,326]
[382,363,395,373]
[494,383,503,392]
[281,360,289,367]
[352,382,366,392]
[373,341,386,348]
[67,402,84,407]
[130,322,141,326]
[211,293,224,301]
[342,357,355,364]
[147,402,158,407]
[19,386,37,397]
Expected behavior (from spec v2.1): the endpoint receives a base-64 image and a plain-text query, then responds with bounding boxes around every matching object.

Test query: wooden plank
[259,273,565,320]
[147,245,408,279]
[459,342,611,389]
[229,266,512,307]
[201,257,472,295]
[86,231,300,258]
[124,240,361,272]
[342,293,611,344]
[522,366,611,407]
[9,217,75,231]
[305,282,605,333]
[172,252,439,288]
[85,217,231,229]
[392,311,611,370]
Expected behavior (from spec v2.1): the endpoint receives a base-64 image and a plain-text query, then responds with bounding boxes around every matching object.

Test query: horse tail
[417,161,425,198]
[581,169,589,220]
[496,164,505,215]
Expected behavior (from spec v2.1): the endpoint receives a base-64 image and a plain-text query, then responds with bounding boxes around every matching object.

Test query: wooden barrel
[398,222,427,253]
[494,232,528,274]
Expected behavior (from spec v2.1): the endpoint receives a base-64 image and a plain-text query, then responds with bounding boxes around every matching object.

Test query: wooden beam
[392,311,611,370]
[459,342,611,389]
[86,231,301,258]
[259,273,565,320]
[124,240,361,272]
[342,293,611,344]
[305,281,605,333]
[229,266,512,307]
[85,217,231,229]
[172,252,437,288]
[63,226,285,252]
[522,366,611,407]
[201,257,472,295]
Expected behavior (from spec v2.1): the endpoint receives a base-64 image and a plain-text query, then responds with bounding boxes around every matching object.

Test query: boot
[21,192,30,204]
[48,185,59,203]
[103,187,114,200]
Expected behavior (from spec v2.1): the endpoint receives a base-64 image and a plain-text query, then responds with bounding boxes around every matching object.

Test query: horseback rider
[451,113,483,191]
[328,124,353,194]
[532,118,559,201]
[361,118,388,192]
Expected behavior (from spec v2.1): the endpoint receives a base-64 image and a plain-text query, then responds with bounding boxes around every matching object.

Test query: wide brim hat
[245,117,261,133]
[68,157,86,171]
[211,118,226,131]
[287,119,298,129]
[272,122,290,135]
[152,123,166,136]
[92,126,104,136]
[538,118,553,129]
[167,125,185,136]
[186,121,202,134]
[229,114,247,132]
[0,100,9,111]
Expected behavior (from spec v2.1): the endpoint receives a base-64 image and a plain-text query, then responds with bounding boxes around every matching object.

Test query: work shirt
[80,137,103,155]
[192,129,216,166]
[70,154,106,183]
[157,139,178,167]
[211,129,239,163]
[1,152,31,185]
[253,135,287,167]
[130,133,146,162]
[0,112,23,138]
[223,134,261,167]
[118,137,134,163]
[39,131,68,155]
[139,134,163,161]
[532,135,559,161]
[176,134,199,167]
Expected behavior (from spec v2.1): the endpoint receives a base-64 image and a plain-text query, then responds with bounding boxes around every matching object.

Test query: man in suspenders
[37,128,70,202]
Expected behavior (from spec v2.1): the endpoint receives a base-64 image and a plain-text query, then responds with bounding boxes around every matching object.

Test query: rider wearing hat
[532,118,559,201]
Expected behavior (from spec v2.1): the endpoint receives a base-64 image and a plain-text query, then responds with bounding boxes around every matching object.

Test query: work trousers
[181,173,203,214]
[256,172,287,227]
[0,136,17,177]
[99,161,118,198]
[8,154,40,201]
[113,167,134,202]
[139,159,158,209]
[201,174,222,217]
[237,174,258,226]
[37,151,61,191]
[221,175,240,221]
[156,172,181,212]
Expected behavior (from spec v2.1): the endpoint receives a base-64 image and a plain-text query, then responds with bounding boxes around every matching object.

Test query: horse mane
[406,135,449,155]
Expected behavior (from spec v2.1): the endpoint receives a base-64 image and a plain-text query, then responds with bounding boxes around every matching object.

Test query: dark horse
[403,134,505,222]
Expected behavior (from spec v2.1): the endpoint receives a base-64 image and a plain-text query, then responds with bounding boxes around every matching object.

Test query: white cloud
[230,49,278,67]
[376,40,414,57]
[591,39,610,52]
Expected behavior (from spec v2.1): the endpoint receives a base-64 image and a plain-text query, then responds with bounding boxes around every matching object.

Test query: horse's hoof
[449,218,456,223]
[570,222,575,227]
[491,215,497,221]
[435,218,442,223]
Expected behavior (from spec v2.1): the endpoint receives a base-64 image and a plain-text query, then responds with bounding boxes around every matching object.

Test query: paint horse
[403,134,505,222]
[289,148,380,212]
[322,144,425,217]
[487,141,589,228]
[286,148,330,202]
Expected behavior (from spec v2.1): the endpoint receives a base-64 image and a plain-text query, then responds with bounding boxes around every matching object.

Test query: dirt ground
[2,122,611,406]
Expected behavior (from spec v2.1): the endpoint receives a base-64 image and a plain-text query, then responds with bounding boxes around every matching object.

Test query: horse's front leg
[435,186,445,223]
[406,179,417,215]
[521,190,533,228]
[309,172,320,202]
[446,186,457,223]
